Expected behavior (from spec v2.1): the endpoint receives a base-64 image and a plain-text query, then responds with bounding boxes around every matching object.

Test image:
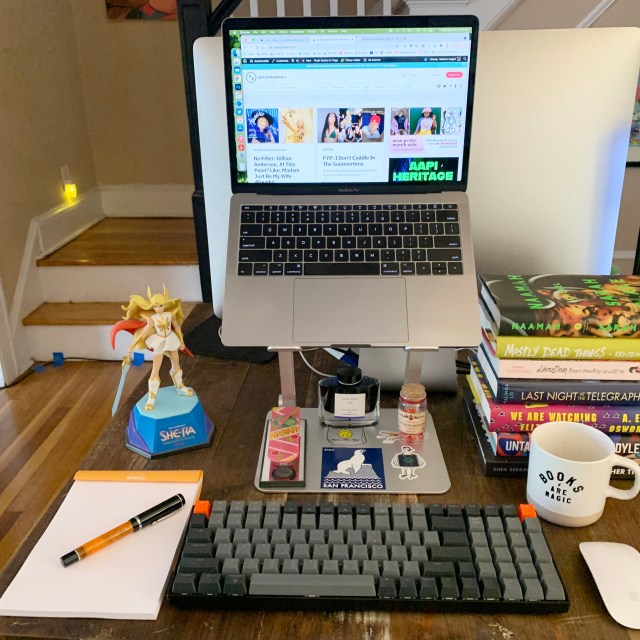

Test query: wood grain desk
[0,333,638,638]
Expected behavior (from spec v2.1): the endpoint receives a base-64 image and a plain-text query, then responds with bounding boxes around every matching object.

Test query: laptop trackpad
[293,278,408,344]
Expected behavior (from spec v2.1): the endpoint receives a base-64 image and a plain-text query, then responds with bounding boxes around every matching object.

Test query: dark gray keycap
[374,504,391,531]
[457,562,476,579]
[197,573,222,595]
[461,577,481,599]
[178,557,220,573]
[356,510,373,531]
[263,511,281,529]
[378,576,397,598]
[522,517,542,534]
[476,562,496,581]
[438,576,459,599]
[481,577,501,600]
[282,512,299,530]
[187,528,213,543]
[485,516,503,532]
[488,531,508,548]
[508,532,528,550]
[184,542,215,558]
[208,512,225,530]
[467,516,484,532]
[211,500,227,514]
[500,504,518,518]
[529,534,553,564]
[247,500,263,513]
[423,561,456,578]
[234,542,253,560]
[223,575,248,596]
[172,572,198,594]
[446,505,463,517]
[512,546,534,565]
[226,513,244,530]
[399,577,418,599]
[189,513,207,528]
[249,574,376,597]
[392,511,410,532]
[470,530,489,547]
[482,506,501,518]
[497,562,517,581]
[491,546,513,564]
[441,531,469,547]
[409,546,428,563]
[403,531,421,547]
[431,546,473,563]
[300,512,317,529]
[539,566,565,600]
[504,516,523,533]
[431,516,466,532]
[419,577,439,599]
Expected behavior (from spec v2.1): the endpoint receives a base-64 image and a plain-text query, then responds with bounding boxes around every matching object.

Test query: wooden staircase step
[36,218,198,267]
[23,302,198,326]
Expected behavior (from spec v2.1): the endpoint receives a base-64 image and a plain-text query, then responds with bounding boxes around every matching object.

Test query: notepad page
[0,479,201,620]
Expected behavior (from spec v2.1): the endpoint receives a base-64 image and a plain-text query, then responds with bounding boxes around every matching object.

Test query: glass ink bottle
[318,364,380,427]
[398,383,427,441]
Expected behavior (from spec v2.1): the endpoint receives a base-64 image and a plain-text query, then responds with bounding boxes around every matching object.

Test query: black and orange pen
[60,493,186,567]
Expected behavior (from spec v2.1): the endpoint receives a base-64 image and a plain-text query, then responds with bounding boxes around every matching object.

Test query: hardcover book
[477,343,640,405]
[480,303,640,361]
[479,333,640,381]
[479,274,640,338]
[462,385,637,480]
[467,363,640,435]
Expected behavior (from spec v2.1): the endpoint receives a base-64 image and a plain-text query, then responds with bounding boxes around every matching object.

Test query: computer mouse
[579,541,640,629]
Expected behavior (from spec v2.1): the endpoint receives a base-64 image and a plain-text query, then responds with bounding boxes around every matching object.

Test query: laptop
[219,15,481,349]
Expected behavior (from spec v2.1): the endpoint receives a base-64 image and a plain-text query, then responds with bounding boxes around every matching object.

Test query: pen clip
[150,510,181,527]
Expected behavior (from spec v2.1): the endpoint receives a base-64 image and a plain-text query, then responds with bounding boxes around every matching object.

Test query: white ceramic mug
[526,421,640,527]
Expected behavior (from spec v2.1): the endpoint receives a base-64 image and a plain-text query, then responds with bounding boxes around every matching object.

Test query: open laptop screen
[222,16,479,195]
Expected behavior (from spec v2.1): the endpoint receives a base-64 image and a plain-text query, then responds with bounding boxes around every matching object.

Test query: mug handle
[607,456,640,501]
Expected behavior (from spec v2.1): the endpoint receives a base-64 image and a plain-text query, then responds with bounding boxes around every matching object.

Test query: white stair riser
[38,265,202,302]
[25,325,172,362]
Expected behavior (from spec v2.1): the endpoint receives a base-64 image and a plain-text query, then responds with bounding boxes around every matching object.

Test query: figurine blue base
[126,387,214,459]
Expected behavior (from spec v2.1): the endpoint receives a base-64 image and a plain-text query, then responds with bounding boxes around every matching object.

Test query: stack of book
[463,274,640,477]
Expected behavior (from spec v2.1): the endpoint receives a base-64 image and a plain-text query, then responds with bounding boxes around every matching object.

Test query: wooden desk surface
[0,313,638,639]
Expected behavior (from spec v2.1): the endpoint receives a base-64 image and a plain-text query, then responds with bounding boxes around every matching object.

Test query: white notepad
[0,470,203,620]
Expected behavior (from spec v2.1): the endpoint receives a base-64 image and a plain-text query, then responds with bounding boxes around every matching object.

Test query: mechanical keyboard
[168,500,569,613]
[237,203,463,277]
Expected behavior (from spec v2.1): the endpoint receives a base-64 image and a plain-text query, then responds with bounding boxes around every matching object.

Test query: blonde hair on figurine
[122,284,185,327]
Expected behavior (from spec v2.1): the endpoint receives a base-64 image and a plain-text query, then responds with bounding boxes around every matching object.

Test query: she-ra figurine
[112,285,193,412]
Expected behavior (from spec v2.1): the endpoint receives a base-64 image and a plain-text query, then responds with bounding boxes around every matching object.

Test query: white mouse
[580,541,640,629]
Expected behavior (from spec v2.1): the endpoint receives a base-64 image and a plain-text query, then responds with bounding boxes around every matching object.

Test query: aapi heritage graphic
[321,448,385,490]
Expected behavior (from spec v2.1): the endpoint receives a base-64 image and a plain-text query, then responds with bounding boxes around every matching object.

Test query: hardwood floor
[0,360,150,572]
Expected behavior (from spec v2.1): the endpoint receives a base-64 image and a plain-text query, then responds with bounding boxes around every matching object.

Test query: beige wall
[69,0,193,185]
[0,0,96,306]
[0,0,638,312]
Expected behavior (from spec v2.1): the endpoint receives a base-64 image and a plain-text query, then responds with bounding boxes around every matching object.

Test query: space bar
[304,263,379,276]
[249,574,376,597]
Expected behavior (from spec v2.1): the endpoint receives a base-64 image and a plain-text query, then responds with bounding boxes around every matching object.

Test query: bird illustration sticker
[321,448,385,490]
[391,445,426,480]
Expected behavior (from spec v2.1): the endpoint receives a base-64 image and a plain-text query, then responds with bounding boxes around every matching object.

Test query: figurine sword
[111,358,131,416]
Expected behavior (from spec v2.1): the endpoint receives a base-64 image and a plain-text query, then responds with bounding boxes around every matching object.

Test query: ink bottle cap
[336,365,363,385]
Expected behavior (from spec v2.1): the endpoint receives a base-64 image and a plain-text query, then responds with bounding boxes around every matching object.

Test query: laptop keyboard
[168,499,569,613]
[237,203,463,277]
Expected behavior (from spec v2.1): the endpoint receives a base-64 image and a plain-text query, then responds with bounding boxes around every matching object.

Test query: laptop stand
[254,349,451,495]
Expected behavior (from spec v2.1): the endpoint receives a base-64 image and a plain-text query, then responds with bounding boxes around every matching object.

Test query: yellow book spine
[494,336,640,361]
